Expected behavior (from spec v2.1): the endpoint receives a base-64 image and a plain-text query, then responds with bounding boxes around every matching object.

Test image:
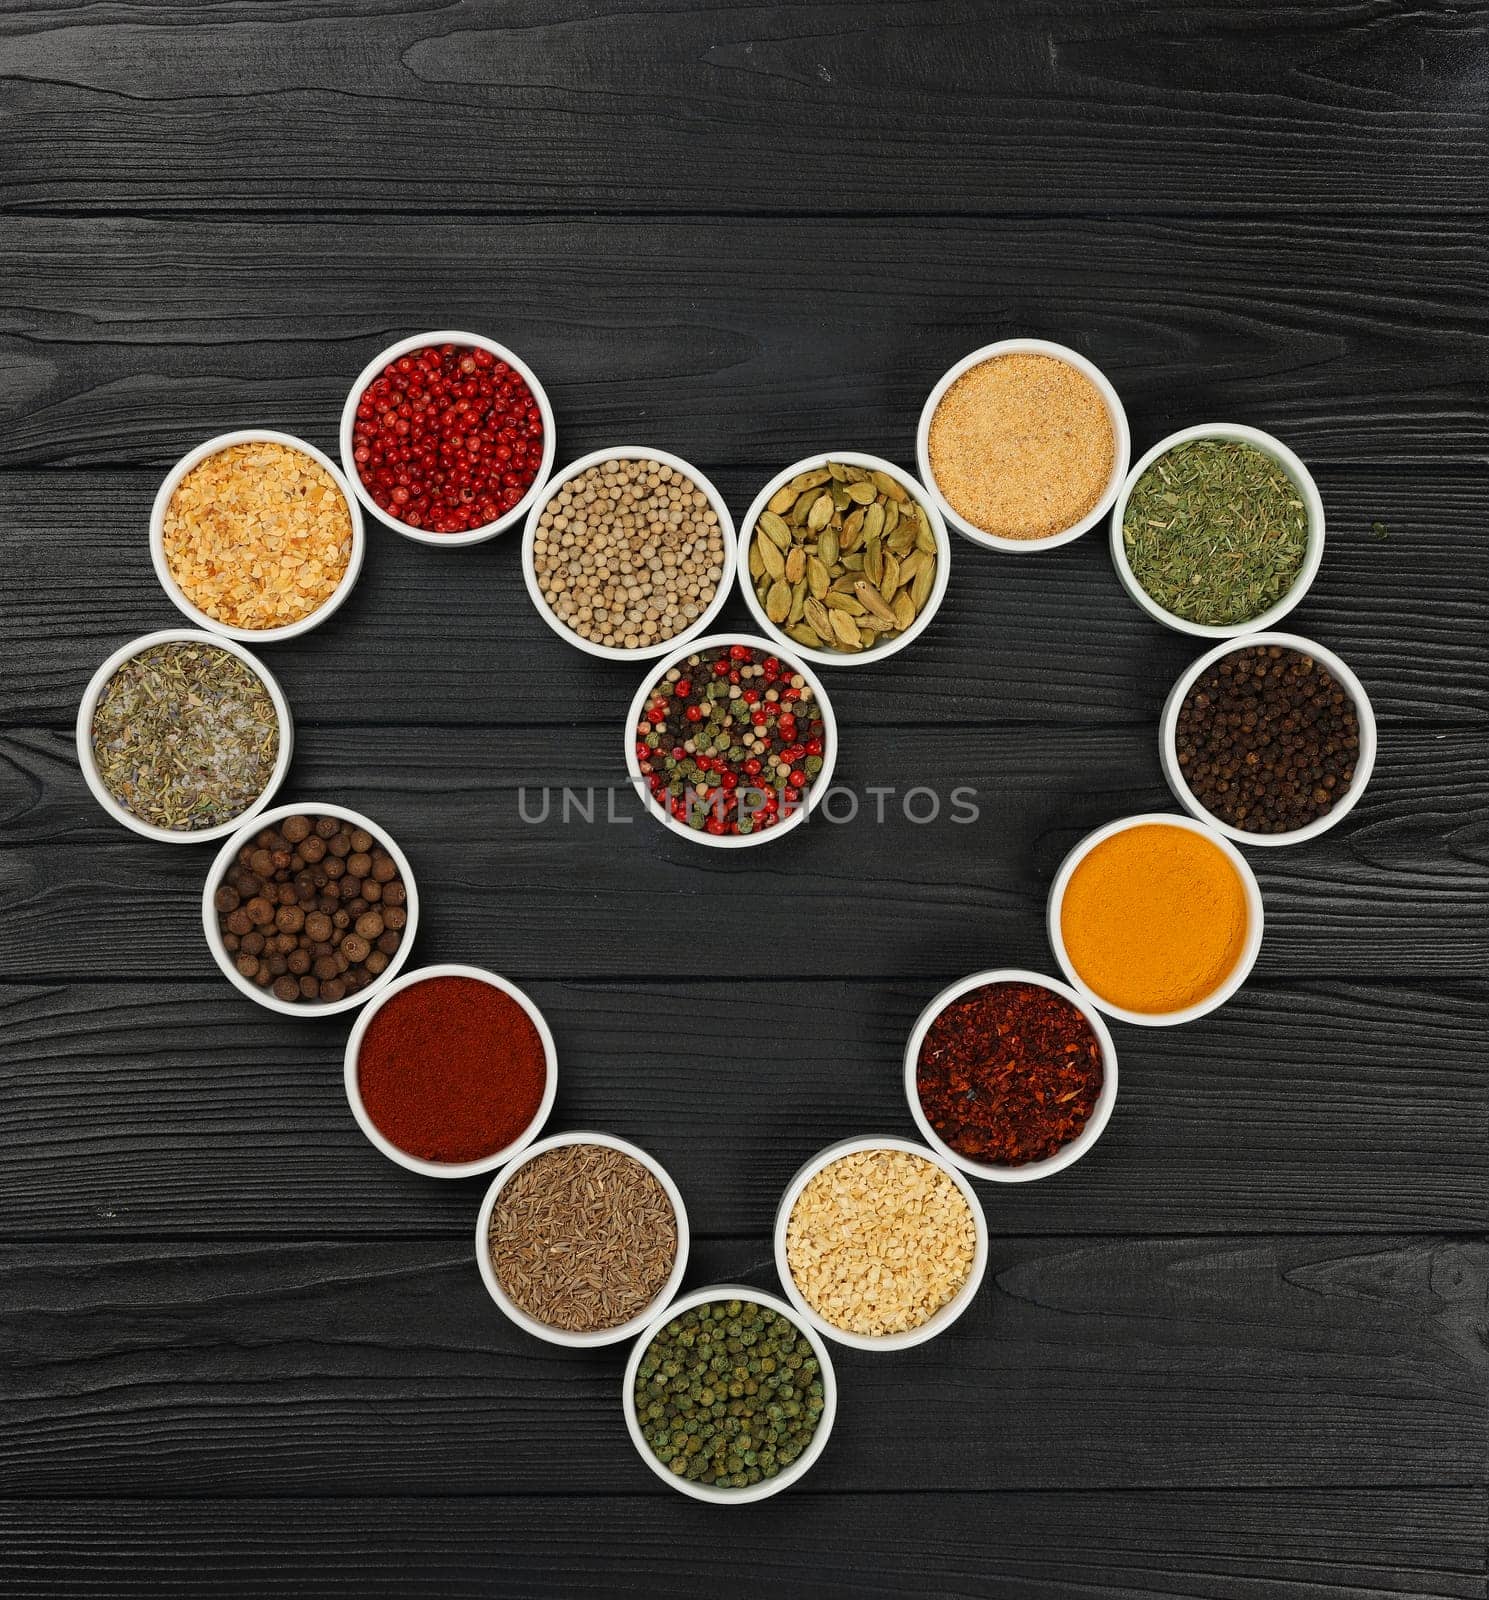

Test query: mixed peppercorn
[349,342,543,533]
[634,644,826,835]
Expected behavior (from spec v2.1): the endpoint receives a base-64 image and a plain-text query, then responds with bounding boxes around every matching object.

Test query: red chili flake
[915,981,1103,1165]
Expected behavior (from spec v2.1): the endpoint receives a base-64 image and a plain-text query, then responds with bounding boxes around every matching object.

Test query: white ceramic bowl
[737,452,950,667]
[1160,632,1377,847]
[773,1134,989,1351]
[339,330,557,547]
[475,1131,688,1345]
[622,1282,838,1503]
[521,446,737,659]
[202,802,419,1017]
[344,963,555,1179]
[916,338,1130,553]
[623,632,838,850]
[1047,812,1265,1028]
[904,968,1118,1183]
[76,629,293,844]
[150,430,365,642]
[1110,423,1325,637]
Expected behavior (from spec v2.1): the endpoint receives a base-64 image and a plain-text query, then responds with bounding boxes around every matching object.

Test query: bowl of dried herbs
[76,629,292,842]
[1110,423,1325,637]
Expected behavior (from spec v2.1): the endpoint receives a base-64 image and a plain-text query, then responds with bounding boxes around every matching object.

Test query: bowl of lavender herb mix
[77,629,292,843]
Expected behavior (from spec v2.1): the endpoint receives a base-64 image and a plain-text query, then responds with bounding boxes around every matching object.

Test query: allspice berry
[213,814,410,1006]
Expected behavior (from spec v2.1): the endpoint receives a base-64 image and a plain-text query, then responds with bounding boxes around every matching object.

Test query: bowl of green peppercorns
[622,1283,837,1503]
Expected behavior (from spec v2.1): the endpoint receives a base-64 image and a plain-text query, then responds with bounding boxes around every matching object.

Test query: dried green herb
[1122,440,1309,626]
[91,642,278,830]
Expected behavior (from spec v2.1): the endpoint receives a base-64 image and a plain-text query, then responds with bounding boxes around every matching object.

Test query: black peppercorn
[1175,645,1360,834]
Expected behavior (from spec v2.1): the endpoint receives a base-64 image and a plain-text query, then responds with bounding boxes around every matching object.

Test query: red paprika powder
[357,976,548,1163]
[915,980,1102,1166]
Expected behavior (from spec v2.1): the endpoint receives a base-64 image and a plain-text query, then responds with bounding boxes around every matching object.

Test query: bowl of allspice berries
[202,804,419,1014]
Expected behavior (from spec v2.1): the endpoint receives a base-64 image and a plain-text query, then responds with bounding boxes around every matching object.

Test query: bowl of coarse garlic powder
[773,1134,988,1351]
[916,338,1130,553]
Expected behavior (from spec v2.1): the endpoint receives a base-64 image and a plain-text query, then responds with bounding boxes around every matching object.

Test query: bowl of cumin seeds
[475,1131,690,1348]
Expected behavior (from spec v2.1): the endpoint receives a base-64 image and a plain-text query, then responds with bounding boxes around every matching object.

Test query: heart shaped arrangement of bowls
[77,329,1374,1502]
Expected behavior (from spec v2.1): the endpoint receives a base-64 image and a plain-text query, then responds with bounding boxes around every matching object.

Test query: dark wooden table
[3,3,1486,1595]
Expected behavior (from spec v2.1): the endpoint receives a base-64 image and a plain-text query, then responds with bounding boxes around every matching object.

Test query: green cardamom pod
[854,580,897,624]
[829,609,863,650]
[756,530,786,581]
[911,561,934,609]
[758,510,793,548]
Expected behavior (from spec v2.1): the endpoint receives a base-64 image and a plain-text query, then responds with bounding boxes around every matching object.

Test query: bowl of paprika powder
[344,963,558,1178]
[905,968,1118,1183]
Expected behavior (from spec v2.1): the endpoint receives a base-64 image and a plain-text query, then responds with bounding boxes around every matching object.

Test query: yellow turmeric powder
[1060,822,1249,1014]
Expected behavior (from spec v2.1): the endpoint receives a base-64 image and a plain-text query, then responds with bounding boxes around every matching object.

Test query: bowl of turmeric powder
[1046,813,1264,1027]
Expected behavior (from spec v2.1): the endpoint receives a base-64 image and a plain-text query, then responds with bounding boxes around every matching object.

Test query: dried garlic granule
[162,442,353,629]
[928,352,1115,541]
[785,1147,976,1337]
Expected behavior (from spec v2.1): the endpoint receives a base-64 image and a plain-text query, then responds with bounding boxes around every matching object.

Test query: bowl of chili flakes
[904,967,1118,1183]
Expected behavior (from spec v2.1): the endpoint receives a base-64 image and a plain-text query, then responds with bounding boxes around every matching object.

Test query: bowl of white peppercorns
[522,447,736,660]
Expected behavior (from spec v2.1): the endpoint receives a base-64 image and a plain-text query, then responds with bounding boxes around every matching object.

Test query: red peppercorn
[350,343,544,535]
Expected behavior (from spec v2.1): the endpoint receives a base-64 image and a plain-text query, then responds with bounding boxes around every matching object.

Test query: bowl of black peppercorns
[1160,632,1377,847]
[202,803,419,1014]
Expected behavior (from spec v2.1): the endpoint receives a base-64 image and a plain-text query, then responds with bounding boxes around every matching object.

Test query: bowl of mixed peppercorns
[624,634,838,847]
[202,803,419,1015]
[1160,632,1377,847]
[339,330,556,546]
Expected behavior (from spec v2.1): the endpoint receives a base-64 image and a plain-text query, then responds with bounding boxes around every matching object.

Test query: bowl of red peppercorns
[1160,632,1377,847]
[202,803,419,1015]
[904,968,1119,1184]
[340,330,556,546]
[625,634,838,847]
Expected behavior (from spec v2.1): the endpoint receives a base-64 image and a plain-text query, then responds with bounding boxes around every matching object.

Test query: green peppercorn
[633,1300,826,1489]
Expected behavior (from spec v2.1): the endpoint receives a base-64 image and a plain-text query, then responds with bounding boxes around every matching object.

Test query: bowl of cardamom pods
[737,453,950,667]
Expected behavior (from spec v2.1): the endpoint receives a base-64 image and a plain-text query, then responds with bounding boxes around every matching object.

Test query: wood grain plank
[3,0,1486,218]
[3,722,1483,981]
[2,1234,1483,1496]
[2,465,1483,730]
[0,215,1484,469]
[0,1490,1482,1598]
[1,977,1483,1240]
